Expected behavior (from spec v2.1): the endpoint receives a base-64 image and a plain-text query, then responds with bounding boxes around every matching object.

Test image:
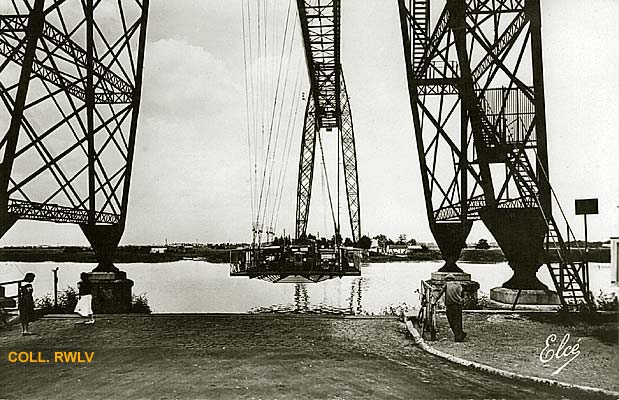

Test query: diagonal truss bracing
[399,0,591,306]
[296,0,340,130]
[339,72,360,243]
[399,0,542,224]
[295,0,361,243]
[0,0,149,231]
[295,93,317,240]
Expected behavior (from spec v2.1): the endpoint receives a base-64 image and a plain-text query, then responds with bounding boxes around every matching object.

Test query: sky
[1,0,617,247]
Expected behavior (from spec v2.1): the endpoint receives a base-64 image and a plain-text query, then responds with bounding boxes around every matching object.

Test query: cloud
[141,38,243,121]
[122,39,250,243]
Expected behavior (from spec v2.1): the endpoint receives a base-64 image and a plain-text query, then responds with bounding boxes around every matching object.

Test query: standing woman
[74,272,95,324]
[18,278,36,335]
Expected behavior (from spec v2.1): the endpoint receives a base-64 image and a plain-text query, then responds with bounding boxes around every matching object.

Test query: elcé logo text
[539,333,581,375]
[7,351,94,364]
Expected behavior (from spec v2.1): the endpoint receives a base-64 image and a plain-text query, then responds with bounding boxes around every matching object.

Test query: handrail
[0,277,27,301]
[1,279,24,286]
[532,147,585,258]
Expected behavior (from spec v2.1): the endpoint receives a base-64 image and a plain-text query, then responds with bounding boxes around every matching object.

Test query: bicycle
[417,280,437,341]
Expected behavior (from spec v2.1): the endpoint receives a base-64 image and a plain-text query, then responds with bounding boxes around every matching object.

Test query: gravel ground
[430,312,619,393]
[0,314,614,399]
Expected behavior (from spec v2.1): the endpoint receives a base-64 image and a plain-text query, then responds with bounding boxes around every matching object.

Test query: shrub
[595,290,618,312]
[36,287,152,314]
[35,294,54,311]
[35,286,78,314]
[131,293,152,314]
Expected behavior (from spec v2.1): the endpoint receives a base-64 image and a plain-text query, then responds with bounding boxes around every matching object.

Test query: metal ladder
[470,90,592,308]
[544,221,590,307]
[411,0,429,71]
[505,146,538,204]
[507,146,590,307]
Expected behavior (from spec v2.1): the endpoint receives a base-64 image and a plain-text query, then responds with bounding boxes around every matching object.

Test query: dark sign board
[575,198,598,215]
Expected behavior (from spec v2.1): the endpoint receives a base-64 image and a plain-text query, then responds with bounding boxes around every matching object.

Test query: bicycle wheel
[417,305,426,335]
[428,303,437,341]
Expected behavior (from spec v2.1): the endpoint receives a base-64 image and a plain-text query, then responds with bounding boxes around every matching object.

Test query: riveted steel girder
[0,1,149,267]
[296,0,360,243]
[297,0,340,130]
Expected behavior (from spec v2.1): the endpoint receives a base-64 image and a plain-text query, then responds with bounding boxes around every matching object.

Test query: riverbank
[0,246,455,264]
[0,314,609,399]
[366,249,507,263]
[0,246,229,264]
[0,246,610,264]
[429,311,619,392]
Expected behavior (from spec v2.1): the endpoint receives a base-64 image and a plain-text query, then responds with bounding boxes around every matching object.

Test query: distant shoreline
[0,246,610,264]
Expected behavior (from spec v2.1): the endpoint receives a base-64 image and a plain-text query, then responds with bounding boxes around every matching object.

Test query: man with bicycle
[440,274,467,342]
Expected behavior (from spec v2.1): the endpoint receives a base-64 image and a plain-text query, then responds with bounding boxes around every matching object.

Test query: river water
[0,261,612,314]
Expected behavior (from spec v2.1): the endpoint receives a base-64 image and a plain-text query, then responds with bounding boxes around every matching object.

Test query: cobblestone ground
[0,315,611,399]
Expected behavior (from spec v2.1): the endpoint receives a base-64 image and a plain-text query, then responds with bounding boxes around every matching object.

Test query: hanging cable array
[232,0,363,284]
[316,130,338,236]
[241,0,307,246]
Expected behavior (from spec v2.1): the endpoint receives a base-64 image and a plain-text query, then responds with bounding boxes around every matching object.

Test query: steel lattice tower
[398,0,590,306]
[295,0,360,243]
[0,0,149,271]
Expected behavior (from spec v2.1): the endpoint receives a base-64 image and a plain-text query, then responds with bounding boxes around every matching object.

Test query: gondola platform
[230,243,362,283]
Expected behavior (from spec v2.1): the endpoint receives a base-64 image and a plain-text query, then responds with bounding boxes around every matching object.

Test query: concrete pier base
[87,271,133,313]
[431,272,471,282]
[79,223,133,313]
[430,221,473,273]
[429,272,480,309]
[479,208,549,290]
[490,287,559,305]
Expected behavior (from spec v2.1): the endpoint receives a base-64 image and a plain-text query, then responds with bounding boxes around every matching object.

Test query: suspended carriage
[232,0,363,283]
[230,242,362,283]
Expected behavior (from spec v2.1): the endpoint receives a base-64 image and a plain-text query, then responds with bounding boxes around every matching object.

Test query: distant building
[386,244,408,255]
[369,239,383,254]
[407,244,423,253]
[425,242,439,250]
[150,247,167,254]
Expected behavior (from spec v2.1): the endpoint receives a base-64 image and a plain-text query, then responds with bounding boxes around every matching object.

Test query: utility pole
[52,267,59,311]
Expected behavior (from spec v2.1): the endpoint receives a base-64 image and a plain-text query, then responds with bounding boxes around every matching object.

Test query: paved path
[0,315,611,399]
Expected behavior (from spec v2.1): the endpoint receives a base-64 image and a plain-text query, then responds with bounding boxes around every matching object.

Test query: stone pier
[480,208,559,306]
[80,224,133,313]
[86,271,134,314]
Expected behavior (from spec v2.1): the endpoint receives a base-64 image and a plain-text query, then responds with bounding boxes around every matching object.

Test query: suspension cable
[269,55,304,232]
[259,2,298,234]
[244,0,306,244]
[241,0,255,235]
[317,130,338,236]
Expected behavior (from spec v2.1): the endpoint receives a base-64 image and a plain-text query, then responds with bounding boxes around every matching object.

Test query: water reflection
[294,284,309,312]
[250,277,370,315]
[348,277,367,315]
